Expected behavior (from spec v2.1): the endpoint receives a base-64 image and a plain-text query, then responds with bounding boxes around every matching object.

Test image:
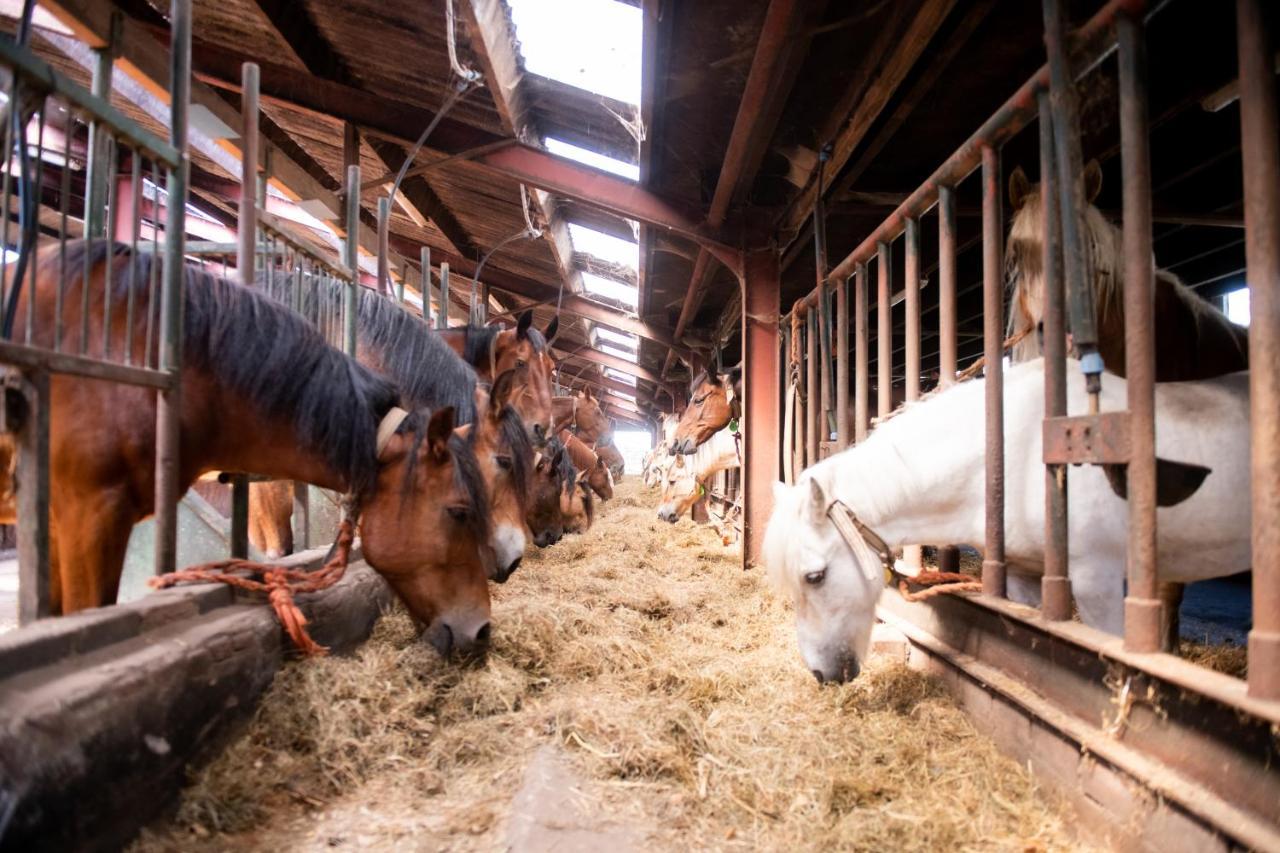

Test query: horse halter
[825,499,895,574]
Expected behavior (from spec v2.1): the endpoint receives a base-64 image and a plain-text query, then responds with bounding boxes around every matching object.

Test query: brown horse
[1006,162,1248,380]
[528,439,573,547]
[559,430,613,501]
[3,242,492,657]
[671,367,741,454]
[596,441,624,480]
[551,390,609,446]
[562,469,594,535]
[434,312,558,447]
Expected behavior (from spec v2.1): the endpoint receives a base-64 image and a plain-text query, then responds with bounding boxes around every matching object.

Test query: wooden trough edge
[877,593,1280,853]
[0,542,393,852]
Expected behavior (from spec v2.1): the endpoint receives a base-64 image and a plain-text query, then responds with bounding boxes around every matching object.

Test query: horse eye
[496,455,513,471]
[516,358,527,368]
[446,506,470,523]
[804,569,827,586]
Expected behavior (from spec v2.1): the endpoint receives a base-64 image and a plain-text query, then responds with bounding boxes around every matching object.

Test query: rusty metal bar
[377,196,391,297]
[1040,90,1072,622]
[877,241,892,421]
[1238,0,1280,700]
[229,61,259,562]
[805,308,818,464]
[854,262,869,442]
[815,145,833,446]
[13,370,49,623]
[904,218,920,401]
[343,164,359,356]
[742,247,781,567]
[836,272,849,450]
[938,186,957,385]
[981,144,1006,598]
[83,12,120,238]
[421,246,431,321]
[1117,11,1160,652]
[439,262,450,329]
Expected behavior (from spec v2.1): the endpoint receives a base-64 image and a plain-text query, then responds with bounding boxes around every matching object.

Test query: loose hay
[135,479,1087,852]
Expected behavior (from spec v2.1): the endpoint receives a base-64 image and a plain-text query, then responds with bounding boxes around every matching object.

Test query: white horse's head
[764,475,884,684]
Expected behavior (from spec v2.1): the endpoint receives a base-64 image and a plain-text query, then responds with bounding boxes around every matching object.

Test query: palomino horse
[434,311,558,446]
[656,427,742,523]
[671,367,741,454]
[1006,162,1248,379]
[559,430,613,501]
[765,358,1244,683]
[551,390,609,446]
[4,242,494,658]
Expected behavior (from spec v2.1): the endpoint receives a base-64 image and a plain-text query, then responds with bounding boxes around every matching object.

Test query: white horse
[764,358,1250,683]
[657,427,742,523]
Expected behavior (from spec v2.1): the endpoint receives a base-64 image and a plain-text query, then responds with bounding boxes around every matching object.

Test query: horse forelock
[462,324,501,367]
[396,411,491,544]
[497,404,534,511]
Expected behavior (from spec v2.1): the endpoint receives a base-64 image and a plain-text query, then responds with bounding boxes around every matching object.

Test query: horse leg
[1158,581,1185,652]
[53,490,136,612]
[1072,562,1125,637]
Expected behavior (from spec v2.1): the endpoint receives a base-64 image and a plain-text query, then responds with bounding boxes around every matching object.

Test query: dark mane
[497,404,533,511]
[461,323,549,367]
[62,241,399,497]
[395,416,491,544]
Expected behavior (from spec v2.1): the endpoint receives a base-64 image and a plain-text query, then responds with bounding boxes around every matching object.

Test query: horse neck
[813,378,999,549]
[694,430,740,480]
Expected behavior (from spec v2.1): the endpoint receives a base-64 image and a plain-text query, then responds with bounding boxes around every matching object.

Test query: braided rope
[897,570,982,602]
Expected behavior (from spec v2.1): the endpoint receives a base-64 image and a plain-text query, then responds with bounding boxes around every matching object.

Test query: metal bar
[805,308,818,464]
[420,246,430,319]
[742,248,781,567]
[439,262,450,329]
[154,0,190,577]
[836,272,849,451]
[1117,12,1159,652]
[814,147,833,443]
[1040,91,1071,622]
[876,241,891,421]
[14,370,50,623]
[904,218,920,400]
[343,164,359,356]
[1044,0,1103,402]
[1238,0,1280,700]
[83,11,118,238]
[854,262,869,442]
[377,196,390,297]
[237,62,259,286]
[938,187,957,385]
[981,144,1006,598]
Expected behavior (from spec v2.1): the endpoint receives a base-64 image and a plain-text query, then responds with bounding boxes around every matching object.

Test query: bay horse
[1005,162,1248,379]
[551,390,609,446]
[3,241,494,658]
[294,279,536,582]
[656,427,742,523]
[433,311,558,447]
[593,427,625,479]
[671,366,741,455]
[527,439,576,547]
[559,430,613,501]
[764,358,1246,683]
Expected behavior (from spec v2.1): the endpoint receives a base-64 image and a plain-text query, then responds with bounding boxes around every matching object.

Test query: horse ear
[489,368,518,415]
[544,315,560,344]
[595,457,606,470]
[1009,166,1031,210]
[427,406,456,464]
[1083,159,1103,203]
[516,310,533,339]
[807,476,828,519]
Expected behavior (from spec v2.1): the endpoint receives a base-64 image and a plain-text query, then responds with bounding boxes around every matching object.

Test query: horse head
[488,311,557,447]
[763,475,884,684]
[554,389,608,446]
[587,455,614,501]
[672,366,742,454]
[656,454,699,523]
[561,469,594,534]
[361,406,493,662]
[527,440,570,547]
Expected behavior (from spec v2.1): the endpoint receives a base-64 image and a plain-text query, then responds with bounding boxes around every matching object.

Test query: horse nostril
[428,623,454,658]
[812,669,826,684]
[506,556,522,577]
[475,622,492,647]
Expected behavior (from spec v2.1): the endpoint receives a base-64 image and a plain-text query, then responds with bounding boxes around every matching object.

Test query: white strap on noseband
[376,407,411,459]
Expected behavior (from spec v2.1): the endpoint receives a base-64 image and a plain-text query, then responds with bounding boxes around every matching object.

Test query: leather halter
[825,499,895,573]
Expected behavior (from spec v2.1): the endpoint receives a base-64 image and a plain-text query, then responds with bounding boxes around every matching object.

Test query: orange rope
[148,517,358,656]
[897,570,982,602]
[955,325,1036,382]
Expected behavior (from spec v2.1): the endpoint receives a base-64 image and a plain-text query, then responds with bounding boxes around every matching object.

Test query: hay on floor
[135,479,1086,852]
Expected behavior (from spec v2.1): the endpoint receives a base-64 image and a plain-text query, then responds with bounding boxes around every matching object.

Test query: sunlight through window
[546,138,640,181]
[597,341,639,362]
[507,0,641,104]
[582,271,638,307]
[568,223,639,269]
[604,367,636,386]
[592,327,639,350]
[1224,286,1250,326]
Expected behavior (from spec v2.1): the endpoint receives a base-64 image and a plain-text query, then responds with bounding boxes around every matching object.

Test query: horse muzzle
[812,654,861,685]
[425,618,491,663]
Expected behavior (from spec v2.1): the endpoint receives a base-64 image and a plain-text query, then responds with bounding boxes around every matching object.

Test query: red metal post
[904,218,920,401]
[982,144,1006,598]
[1238,0,1280,699]
[854,262,869,442]
[1118,12,1160,652]
[742,247,780,568]
[1040,90,1072,621]
[877,241,892,421]
[938,188,957,385]
[806,308,818,464]
[836,274,849,450]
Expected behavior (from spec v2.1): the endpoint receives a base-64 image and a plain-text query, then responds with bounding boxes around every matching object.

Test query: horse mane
[496,403,533,511]
[397,421,492,545]
[62,241,406,498]
[461,323,549,367]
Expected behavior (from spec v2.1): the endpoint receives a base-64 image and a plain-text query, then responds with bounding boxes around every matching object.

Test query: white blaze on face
[493,523,526,571]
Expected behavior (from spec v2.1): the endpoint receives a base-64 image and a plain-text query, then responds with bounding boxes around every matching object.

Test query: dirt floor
[134,478,1088,852]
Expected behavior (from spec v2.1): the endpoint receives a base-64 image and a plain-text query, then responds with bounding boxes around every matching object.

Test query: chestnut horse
[671,367,741,454]
[559,430,613,501]
[551,390,609,446]
[434,311,558,447]
[1005,162,1248,380]
[3,242,493,657]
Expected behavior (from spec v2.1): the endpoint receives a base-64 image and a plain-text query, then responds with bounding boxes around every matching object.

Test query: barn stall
[0,0,1275,849]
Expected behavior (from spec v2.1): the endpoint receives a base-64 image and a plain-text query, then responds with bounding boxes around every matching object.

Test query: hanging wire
[445,0,483,85]
[469,184,544,325]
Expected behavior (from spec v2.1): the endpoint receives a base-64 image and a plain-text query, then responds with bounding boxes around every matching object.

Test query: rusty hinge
[1042,411,1131,465]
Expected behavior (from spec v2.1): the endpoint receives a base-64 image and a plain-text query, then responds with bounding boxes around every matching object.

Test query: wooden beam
[459,0,528,138]
[368,139,477,258]
[551,344,667,388]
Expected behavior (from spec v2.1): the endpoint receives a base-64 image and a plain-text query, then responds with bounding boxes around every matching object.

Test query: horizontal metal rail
[0,340,174,389]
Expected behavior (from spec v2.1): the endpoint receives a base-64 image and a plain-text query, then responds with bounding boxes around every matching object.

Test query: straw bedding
[135,480,1086,852]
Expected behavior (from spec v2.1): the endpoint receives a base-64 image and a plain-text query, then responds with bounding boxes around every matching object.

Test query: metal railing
[0,5,189,623]
[780,0,1279,701]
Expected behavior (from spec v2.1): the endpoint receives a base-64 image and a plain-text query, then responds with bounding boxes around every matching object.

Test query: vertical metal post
[904,218,921,401]
[293,479,310,551]
[14,370,50,622]
[981,144,1006,598]
[805,308,818,464]
[836,274,849,451]
[1040,91,1071,621]
[854,262,869,443]
[1118,12,1159,651]
[439,262,450,329]
[742,248,780,568]
[154,0,191,577]
[877,241,892,421]
[377,196,391,297]
[937,185,961,573]
[814,147,833,446]
[1044,0,1103,403]
[83,12,121,238]
[343,165,359,356]
[420,246,431,321]
[1238,0,1280,700]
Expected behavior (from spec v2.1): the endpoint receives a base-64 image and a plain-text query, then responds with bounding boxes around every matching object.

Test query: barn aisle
[136,479,1086,852]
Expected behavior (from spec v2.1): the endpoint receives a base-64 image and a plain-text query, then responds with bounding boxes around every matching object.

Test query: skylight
[582,271,637,307]
[597,341,638,362]
[604,367,636,386]
[1224,285,1250,326]
[592,327,639,350]
[507,0,642,104]
[568,223,639,269]
[546,138,639,182]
